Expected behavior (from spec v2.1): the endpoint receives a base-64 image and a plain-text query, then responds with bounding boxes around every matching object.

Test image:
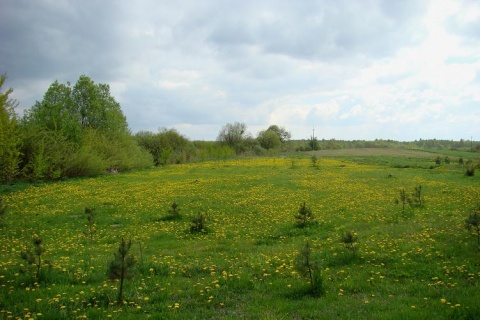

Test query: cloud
[1,0,479,141]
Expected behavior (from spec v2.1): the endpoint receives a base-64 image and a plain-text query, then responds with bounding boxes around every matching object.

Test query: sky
[1,0,479,141]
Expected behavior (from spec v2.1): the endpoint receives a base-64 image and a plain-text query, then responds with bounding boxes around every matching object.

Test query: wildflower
[440,298,446,304]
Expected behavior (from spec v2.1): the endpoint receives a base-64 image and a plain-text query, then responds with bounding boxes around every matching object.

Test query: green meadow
[0,149,479,319]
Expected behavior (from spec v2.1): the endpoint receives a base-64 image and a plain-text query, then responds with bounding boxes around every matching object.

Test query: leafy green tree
[257,129,281,150]
[266,125,291,143]
[217,122,248,153]
[136,128,191,165]
[0,74,21,183]
[20,75,152,179]
[107,238,136,304]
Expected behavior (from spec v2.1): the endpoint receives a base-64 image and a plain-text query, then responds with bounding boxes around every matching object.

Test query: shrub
[341,231,358,256]
[190,212,206,234]
[20,234,47,282]
[466,166,475,177]
[0,197,7,223]
[311,155,318,167]
[83,207,97,240]
[295,240,324,297]
[107,237,136,304]
[295,202,314,228]
[162,202,181,221]
[465,206,480,245]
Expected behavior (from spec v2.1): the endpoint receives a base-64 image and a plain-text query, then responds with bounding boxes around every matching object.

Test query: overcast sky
[1,0,479,141]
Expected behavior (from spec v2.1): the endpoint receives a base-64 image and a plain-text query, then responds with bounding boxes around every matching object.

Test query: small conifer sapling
[107,237,136,304]
[295,202,314,228]
[465,207,480,245]
[295,240,324,297]
[21,234,46,281]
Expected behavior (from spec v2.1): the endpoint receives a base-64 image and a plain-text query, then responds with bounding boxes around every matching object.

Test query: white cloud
[1,0,479,140]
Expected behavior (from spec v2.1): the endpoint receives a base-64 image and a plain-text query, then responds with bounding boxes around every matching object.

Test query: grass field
[1,149,479,319]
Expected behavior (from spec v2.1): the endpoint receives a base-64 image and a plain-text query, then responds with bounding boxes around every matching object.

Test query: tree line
[0,75,292,183]
[1,74,477,183]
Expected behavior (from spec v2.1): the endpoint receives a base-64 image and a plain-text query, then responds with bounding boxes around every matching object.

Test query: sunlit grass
[0,154,479,319]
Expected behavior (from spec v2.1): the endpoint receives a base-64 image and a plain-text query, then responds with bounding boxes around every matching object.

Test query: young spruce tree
[107,237,136,304]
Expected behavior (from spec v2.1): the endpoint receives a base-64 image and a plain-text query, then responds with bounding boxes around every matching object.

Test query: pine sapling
[465,207,480,245]
[395,188,410,217]
[190,212,206,233]
[341,231,358,257]
[295,202,314,228]
[107,237,136,304]
[411,185,423,207]
[21,234,46,281]
[295,240,324,297]
[83,207,97,240]
[0,197,7,223]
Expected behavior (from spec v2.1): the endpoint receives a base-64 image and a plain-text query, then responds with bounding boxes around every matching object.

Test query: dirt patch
[308,148,439,158]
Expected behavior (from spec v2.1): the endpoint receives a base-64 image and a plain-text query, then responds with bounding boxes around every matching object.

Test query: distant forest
[1,74,478,183]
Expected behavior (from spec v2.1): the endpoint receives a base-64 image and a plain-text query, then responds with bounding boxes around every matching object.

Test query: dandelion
[440,298,446,304]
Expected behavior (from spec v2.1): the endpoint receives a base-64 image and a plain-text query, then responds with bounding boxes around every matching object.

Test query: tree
[295,240,324,297]
[136,128,191,165]
[0,74,21,183]
[295,202,314,228]
[107,238,136,304]
[20,75,152,179]
[465,205,480,246]
[21,234,46,282]
[72,75,128,136]
[217,122,248,152]
[257,129,281,150]
[266,125,291,143]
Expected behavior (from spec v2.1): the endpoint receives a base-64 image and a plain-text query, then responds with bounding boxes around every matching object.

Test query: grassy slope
[0,150,479,319]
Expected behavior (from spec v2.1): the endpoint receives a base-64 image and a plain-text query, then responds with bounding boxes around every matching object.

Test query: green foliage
[0,197,6,223]
[295,202,314,228]
[266,125,291,144]
[0,74,21,183]
[136,128,191,166]
[395,188,409,217]
[257,129,282,150]
[295,240,324,297]
[19,75,152,180]
[465,207,480,245]
[20,234,46,282]
[217,122,249,154]
[311,155,318,168]
[106,237,136,304]
[465,166,475,177]
[341,231,358,256]
[190,212,206,234]
[411,185,424,207]
[161,202,182,221]
[83,207,97,240]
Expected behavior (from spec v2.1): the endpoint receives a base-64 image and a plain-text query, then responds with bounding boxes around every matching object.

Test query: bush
[295,202,314,228]
[161,202,182,221]
[190,212,207,234]
[295,240,324,297]
[466,166,475,177]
